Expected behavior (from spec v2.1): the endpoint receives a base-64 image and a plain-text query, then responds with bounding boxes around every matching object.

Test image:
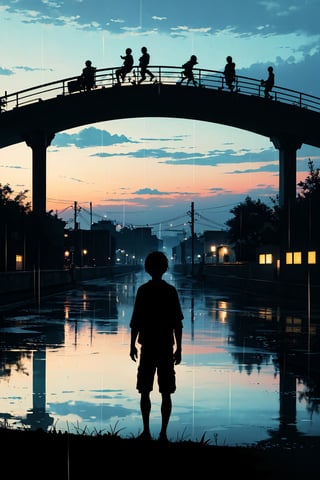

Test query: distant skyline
[0,0,319,234]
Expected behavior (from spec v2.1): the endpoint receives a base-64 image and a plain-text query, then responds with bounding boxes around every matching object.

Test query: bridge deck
[0,66,319,149]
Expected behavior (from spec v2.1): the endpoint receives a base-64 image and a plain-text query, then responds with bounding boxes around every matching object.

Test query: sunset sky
[0,0,319,235]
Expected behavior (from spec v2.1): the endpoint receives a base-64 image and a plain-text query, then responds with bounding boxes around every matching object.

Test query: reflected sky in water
[1,269,320,446]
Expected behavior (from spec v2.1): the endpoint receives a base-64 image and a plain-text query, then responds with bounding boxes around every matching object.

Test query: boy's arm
[173,325,182,365]
[130,327,139,362]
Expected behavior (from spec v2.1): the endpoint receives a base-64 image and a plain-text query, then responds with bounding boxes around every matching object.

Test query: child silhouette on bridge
[224,56,236,91]
[137,47,156,84]
[80,60,96,91]
[261,66,274,99]
[178,55,198,86]
[116,48,134,85]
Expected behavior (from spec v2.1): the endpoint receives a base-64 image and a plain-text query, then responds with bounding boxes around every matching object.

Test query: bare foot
[137,431,152,441]
[158,432,169,443]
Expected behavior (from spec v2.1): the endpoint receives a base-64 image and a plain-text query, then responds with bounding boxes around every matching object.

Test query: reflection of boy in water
[130,251,184,442]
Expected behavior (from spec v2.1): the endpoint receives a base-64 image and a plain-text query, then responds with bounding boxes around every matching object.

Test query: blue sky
[0,0,319,234]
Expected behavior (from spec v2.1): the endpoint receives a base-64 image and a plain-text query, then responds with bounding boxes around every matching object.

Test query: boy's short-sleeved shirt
[130,279,183,347]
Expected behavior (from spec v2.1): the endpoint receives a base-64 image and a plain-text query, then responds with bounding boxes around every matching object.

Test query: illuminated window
[16,254,23,271]
[286,252,293,264]
[293,251,302,264]
[308,251,316,264]
[265,254,272,264]
[260,253,273,264]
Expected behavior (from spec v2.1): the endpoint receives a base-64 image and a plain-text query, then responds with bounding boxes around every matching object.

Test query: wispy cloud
[0,67,14,76]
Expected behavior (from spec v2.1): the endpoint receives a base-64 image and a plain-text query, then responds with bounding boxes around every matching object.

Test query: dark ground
[2,428,319,479]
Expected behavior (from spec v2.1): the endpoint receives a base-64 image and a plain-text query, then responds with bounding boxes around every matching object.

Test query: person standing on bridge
[136,47,156,85]
[116,48,134,85]
[223,56,236,91]
[80,60,96,91]
[178,55,198,87]
[130,251,184,442]
[261,66,274,99]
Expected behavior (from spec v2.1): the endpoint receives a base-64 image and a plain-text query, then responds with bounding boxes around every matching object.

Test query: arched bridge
[1,65,320,221]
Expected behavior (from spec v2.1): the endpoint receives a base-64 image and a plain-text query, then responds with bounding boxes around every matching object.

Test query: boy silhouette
[116,48,134,85]
[137,46,155,84]
[224,56,236,91]
[130,251,184,442]
[178,55,198,86]
[79,60,96,91]
[261,66,274,99]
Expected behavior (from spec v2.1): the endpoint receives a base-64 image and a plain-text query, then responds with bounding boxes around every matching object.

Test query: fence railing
[1,65,319,114]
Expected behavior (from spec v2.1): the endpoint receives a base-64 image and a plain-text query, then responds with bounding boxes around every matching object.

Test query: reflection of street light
[210,245,216,264]
[64,250,70,269]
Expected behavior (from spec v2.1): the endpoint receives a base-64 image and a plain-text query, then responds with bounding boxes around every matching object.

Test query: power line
[58,201,229,234]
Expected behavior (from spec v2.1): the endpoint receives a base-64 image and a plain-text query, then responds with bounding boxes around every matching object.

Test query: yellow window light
[293,251,302,264]
[286,252,293,264]
[308,251,316,264]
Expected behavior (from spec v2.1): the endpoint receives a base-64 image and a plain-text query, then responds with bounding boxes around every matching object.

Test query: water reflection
[0,270,320,446]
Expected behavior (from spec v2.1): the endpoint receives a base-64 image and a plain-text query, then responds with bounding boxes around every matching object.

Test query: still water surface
[1,270,320,447]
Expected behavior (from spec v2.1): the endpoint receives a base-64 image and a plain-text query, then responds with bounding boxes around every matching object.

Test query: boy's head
[145,251,168,276]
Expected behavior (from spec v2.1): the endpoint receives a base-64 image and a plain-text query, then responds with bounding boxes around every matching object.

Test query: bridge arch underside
[1,84,319,255]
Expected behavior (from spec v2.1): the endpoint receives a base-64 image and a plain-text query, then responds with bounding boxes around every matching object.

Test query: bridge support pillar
[271,135,302,280]
[24,130,55,215]
[271,135,302,212]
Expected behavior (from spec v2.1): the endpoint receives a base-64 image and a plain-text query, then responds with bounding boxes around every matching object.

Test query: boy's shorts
[136,345,176,394]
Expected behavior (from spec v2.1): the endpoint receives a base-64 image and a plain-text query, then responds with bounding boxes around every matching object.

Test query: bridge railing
[1,65,320,114]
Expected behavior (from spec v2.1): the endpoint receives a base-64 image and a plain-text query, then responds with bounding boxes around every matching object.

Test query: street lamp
[82,248,88,267]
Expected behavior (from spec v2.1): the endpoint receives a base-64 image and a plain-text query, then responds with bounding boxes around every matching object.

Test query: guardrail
[1,65,320,114]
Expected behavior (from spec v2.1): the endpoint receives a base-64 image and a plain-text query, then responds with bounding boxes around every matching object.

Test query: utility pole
[74,201,78,230]
[188,201,195,276]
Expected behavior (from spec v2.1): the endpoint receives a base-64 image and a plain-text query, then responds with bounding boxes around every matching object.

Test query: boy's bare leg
[139,392,152,439]
[159,393,172,441]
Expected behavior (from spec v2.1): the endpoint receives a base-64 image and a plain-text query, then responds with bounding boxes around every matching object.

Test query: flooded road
[1,269,320,447]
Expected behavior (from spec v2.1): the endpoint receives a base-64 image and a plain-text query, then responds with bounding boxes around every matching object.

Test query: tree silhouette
[0,183,65,271]
[297,158,320,198]
[226,196,280,261]
[0,183,31,214]
[294,158,320,247]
